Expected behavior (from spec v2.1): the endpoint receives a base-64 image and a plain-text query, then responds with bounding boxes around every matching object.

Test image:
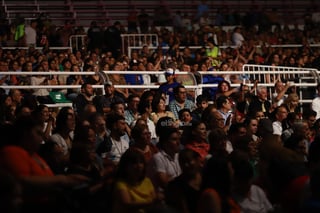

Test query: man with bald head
[207,110,233,154]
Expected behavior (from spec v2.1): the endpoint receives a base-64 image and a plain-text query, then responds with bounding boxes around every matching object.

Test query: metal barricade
[121,34,158,56]
[69,35,87,51]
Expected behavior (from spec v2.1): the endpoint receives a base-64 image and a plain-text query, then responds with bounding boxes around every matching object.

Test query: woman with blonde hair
[282,93,300,115]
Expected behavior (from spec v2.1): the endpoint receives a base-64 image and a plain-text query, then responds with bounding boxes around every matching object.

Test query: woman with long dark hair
[112,149,156,213]
[198,155,241,213]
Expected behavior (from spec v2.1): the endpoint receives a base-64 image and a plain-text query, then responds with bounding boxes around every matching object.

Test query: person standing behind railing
[232,26,245,47]
[24,19,37,47]
[206,37,220,67]
[104,21,122,59]
[194,0,209,22]
[87,21,103,52]
[14,16,25,46]
[138,9,150,34]
[127,7,138,34]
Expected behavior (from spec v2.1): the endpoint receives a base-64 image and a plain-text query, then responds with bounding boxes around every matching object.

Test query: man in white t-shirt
[312,83,320,119]
[24,19,37,47]
[232,26,245,47]
[272,106,288,137]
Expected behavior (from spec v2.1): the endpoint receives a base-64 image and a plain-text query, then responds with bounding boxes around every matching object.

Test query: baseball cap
[165,68,175,76]
[104,81,113,87]
[129,59,139,67]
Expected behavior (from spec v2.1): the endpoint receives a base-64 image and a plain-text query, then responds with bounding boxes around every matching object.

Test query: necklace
[163,150,180,177]
[170,157,180,177]
[111,137,124,155]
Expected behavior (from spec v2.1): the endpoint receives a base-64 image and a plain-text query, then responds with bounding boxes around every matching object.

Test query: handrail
[0,47,72,51]
[69,35,87,51]
[128,43,320,51]
[121,34,158,56]
[1,70,314,76]
[0,85,104,89]
[0,66,318,107]
[0,70,317,78]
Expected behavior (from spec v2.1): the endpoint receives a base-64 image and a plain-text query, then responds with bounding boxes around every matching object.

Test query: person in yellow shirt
[206,37,220,68]
[112,149,157,213]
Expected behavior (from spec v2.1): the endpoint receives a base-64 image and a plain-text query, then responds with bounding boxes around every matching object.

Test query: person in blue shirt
[158,68,181,104]
[125,59,144,96]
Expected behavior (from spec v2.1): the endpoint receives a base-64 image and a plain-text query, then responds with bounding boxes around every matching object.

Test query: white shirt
[232,31,244,47]
[312,96,320,119]
[50,133,70,157]
[217,110,233,126]
[148,150,181,192]
[131,118,157,139]
[235,185,273,213]
[25,25,37,46]
[157,74,166,84]
[272,120,283,136]
[108,137,129,164]
[272,92,287,107]
[142,74,151,85]
[31,76,50,96]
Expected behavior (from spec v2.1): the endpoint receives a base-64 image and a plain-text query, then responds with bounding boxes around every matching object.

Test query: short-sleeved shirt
[0,145,54,177]
[113,177,155,213]
[50,133,72,157]
[124,109,138,126]
[272,120,283,136]
[124,73,144,85]
[94,94,124,114]
[148,150,181,192]
[169,99,196,120]
[234,184,273,213]
[158,81,181,103]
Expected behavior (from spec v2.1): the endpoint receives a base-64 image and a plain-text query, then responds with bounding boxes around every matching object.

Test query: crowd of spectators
[1,1,320,212]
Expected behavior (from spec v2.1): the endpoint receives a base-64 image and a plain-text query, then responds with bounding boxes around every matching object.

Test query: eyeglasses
[142,131,151,135]
[215,118,225,122]
[279,111,288,114]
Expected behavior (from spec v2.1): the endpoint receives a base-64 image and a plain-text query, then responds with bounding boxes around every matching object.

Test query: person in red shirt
[182,120,209,164]
[0,115,88,212]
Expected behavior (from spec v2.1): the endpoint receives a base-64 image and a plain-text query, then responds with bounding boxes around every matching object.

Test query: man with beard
[74,83,94,117]
[96,113,129,165]
[93,82,125,115]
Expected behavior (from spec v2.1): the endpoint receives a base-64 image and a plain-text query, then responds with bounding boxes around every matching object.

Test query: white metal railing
[121,34,158,56]
[0,46,72,51]
[242,64,319,105]
[69,35,87,51]
[127,44,320,59]
[0,66,318,105]
[66,33,320,56]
